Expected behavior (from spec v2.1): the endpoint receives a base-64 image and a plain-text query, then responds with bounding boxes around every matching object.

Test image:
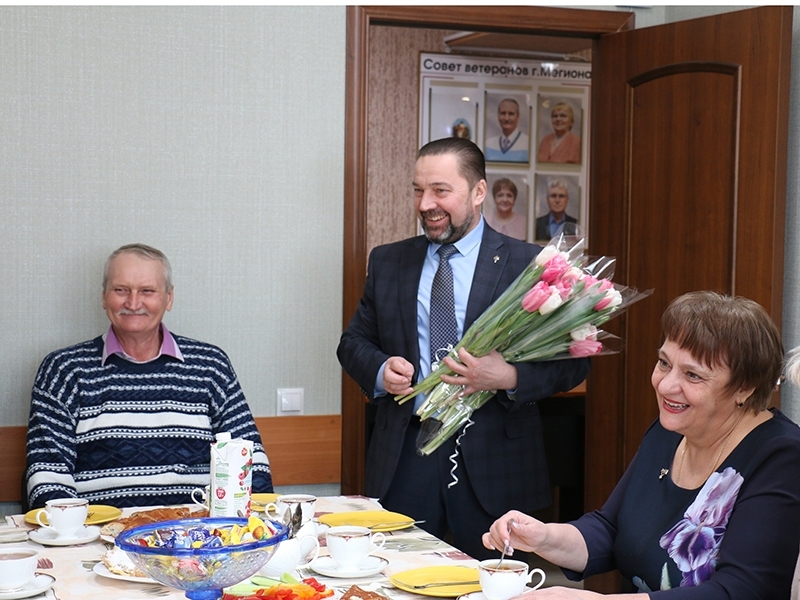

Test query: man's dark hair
[417,138,486,189]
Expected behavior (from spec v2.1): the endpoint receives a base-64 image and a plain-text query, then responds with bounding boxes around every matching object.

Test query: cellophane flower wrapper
[395,230,653,456]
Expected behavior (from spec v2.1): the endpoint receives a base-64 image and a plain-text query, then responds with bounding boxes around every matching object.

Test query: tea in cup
[0,549,38,591]
[265,494,317,529]
[35,497,88,538]
[479,559,546,600]
[325,526,385,571]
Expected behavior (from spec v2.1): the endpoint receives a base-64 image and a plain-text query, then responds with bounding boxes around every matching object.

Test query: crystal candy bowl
[116,517,289,600]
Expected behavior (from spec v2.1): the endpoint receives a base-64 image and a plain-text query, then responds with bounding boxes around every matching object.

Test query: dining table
[3,495,490,600]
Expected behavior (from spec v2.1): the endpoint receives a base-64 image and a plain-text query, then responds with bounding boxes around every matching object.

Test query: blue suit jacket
[337,225,590,516]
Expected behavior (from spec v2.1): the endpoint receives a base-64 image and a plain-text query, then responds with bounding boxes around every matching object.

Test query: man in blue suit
[337,138,589,559]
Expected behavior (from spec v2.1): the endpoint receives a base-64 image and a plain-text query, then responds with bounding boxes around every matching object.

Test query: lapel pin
[493,255,500,263]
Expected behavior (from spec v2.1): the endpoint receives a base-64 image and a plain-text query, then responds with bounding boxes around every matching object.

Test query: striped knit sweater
[25,334,272,509]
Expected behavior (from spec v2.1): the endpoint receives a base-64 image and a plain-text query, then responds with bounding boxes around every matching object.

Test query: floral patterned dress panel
[658,467,744,589]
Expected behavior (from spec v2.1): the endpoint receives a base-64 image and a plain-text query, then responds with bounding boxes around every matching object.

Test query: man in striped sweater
[25,243,273,509]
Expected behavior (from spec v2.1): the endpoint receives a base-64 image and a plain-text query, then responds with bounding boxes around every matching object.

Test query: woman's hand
[483,511,589,574]
[483,510,547,555]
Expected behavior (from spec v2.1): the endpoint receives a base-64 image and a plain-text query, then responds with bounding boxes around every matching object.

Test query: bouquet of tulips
[395,230,652,456]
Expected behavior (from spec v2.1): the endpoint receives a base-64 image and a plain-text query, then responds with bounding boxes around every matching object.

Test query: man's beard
[421,210,475,244]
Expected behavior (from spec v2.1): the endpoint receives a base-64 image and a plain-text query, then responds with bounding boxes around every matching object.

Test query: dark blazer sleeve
[337,238,426,399]
[337,238,428,499]
[337,251,392,398]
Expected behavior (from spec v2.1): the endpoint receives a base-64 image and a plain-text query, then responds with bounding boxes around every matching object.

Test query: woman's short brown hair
[660,291,783,411]
[492,178,517,199]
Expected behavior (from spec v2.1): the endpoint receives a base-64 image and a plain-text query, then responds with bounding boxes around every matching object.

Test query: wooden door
[587,6,792,590]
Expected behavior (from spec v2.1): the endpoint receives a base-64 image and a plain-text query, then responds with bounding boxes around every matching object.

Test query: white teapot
[259,533,320,578]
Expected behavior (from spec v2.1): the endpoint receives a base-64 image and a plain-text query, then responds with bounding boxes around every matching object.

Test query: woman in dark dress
[483,291,800,598]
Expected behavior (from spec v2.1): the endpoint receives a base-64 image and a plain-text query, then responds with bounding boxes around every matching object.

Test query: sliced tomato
[301,578,325,592]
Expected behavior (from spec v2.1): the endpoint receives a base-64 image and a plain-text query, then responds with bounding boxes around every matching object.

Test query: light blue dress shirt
[374,218,484,411]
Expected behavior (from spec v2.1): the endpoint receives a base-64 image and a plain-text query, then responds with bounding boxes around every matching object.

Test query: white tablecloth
[8,496,480,600]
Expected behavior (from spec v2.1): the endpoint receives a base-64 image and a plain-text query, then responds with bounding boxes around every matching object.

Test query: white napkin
[0,522,28,543]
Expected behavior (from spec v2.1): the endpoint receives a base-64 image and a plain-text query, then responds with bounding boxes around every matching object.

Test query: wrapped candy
[135,517,275,549]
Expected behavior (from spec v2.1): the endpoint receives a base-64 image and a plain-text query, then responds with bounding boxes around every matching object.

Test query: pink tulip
[598,278,614,292]
[569,339,603,357]
[560,267,583,288]
[522,282,551,312]
[595,288,623,311]
[584,276,613,292]
[541,254,570,284]
[594,296,613,311]
[583,275,599,288]
[553,281,571,300]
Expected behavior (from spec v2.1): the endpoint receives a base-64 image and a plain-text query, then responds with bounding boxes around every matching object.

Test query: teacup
[325,525,385,571]
[35,497,88,538]
[191,485,209,508]
[259,534,320,577]
[0,548,38,592]
[265,494,317,530]
[479,559,546,600]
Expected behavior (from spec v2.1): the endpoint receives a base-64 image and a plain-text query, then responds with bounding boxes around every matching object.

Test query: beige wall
[2,5,799,431]
[0,6,346,424]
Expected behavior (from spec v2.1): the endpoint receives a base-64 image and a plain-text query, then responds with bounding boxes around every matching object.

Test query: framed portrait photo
[426,82,479,144]
[483,91,531,164]
[534,174,581,243]
[483,173,530,242]
[536,94,584,166]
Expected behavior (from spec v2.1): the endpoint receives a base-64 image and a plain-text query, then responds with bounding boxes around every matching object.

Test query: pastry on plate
[100,506,208,538]
[101,547,148,578]
[340,585,389,600]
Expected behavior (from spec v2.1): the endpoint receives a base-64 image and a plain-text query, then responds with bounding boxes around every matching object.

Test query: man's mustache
[116,309,150,316]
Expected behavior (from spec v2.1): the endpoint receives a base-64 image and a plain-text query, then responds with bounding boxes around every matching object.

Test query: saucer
[29,525,101,546]
[310,556,388,578]
[0,574,55,600]
[458,593,488,600]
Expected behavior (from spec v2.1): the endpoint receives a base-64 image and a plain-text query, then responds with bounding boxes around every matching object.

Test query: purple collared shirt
[101,323,184,365]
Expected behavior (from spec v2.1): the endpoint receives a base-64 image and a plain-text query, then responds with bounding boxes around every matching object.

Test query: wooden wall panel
[366,26,456,252]
[1,415,341,503]
[256,415,342,486]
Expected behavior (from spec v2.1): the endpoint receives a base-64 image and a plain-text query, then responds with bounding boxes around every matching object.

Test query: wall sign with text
[419,53,591,244]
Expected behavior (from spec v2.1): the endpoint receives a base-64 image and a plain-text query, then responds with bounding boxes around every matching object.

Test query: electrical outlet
[276,388,304,416]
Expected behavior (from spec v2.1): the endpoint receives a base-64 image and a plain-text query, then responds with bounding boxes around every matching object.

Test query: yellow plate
[318,510,415,532]
[390,566,481,597]
[25,504,122,526]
